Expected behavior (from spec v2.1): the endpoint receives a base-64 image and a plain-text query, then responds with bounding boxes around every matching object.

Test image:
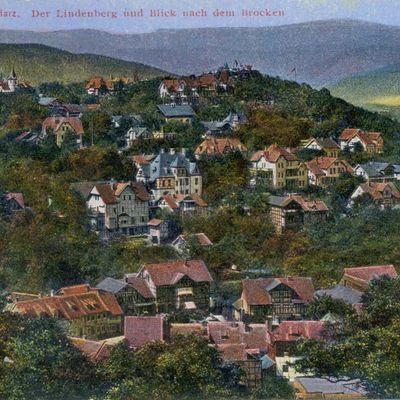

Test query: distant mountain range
[1,20,400,86]
[329,65,400,120]
[0,44,166,85]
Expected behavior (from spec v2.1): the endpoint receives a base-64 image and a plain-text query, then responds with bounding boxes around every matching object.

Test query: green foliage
[306,295,355,320]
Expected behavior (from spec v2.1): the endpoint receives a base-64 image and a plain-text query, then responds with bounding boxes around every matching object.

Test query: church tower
[7,67,17,92]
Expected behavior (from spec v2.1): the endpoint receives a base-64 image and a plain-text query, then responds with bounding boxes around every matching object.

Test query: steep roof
[158,194,208,210]
[124,316,163,348]
[14,284,123,319]
[70,337,123,363]
[339,128,361,141]
[342,265,398,283]
[241,277,314,306]
[251,144,298,163]
[93,181,150,204]
[174,233,213,246]
[42,117,84,134]
[96,277,128,294]
[124,275,155,299]
[141,259,213,287]
[195,137,247,155]
[356,182,400,201]
[316,284,362,305]
[306,157,353,175]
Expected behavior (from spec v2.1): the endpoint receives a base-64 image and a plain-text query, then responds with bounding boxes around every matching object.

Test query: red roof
[15,284,123,319]
[343,265,398,283]
[208,321,245,344]
[339,128,361,141]
[306,157,353,175]
[160,193,208,209]
[269,321,325,343]
[357,182,400,201]
[217,343,248,362]
[5,192,25,209]
[140,259,213,287]
[70,337,113,363]
[124,316,163,348]
[42,117,84,135]
[125,276,155,299]
[241,277,314,306]
[251,144,298,163]
[339,129,382,146]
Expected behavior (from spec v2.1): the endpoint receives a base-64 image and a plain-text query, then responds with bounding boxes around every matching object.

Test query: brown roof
[93,181,150,204]
[178,233,213,246]
[357,182,400,201]
[15,284,123,319]
[208,321,245,344]
[148,218,164,226]
[339,129,382,146]
[273,195,329,213]
[195,137,247,156]
[244,324,268,352]
[70,337,115,363]
[125,276,155,299]
[140,259,213,287]
[306,157,353,175]
[251,144,298,163]
[269,320,325,343]
[124,316,163,348]
[42,117,84,135]
[160,193,208,209]
[241,277,315,306]
[339,128,361,141]
[342,265,398,283]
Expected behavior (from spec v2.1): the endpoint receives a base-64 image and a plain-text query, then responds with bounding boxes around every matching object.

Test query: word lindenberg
[32,8,285,19]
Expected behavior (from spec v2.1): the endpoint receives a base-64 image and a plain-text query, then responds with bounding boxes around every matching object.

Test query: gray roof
[70,181,99,200]
[202,112,247,132]
[295,377,366,395]
[139,151,199,181]
[267,195,287,207]
[261,355,275,370]
[157,104,195,118]
[316,284,362,305]
[96,277,128,294]
[38,97,58,106]
[356,162,391,178]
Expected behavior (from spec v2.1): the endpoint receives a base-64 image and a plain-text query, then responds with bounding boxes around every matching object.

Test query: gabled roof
[158,194,208,209]
[92,181,151,204]
[267,195,329,212]
[316,284,362,305]
[269,320,325,343]
[342,265,398,283]
[157,104,195,118]
[355,182,400,201]
[241,277,315,306]
[70,181,98,200]
[124,275,155,299]
[70,337,123,363]
[339,128,362,141]
[251,144,298,163]
[195,137,247,156]
[42,117,84,134]
[306,157,353,175]
[140,259,213,287]
[355,162,391,178]
[124,316,163,348]
[173,233,213,247]
[339,128,382,146]
[14,284,123,319]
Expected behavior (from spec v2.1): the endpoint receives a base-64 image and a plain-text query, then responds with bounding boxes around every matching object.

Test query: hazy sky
[0,0,399,33]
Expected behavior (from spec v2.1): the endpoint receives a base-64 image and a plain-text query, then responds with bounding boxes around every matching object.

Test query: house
[195,137,247,158]
[250,145,308,189]
[157,104,195,124]
[349,182,400,210]
[267,320,325,381]
[148,218,169,245]
[124,316,164,348]
[0,68,18,93]
[14,130,42,145]
[70,336,124,363]
[125,127,151,146]
[353,162,396,182]
[201,112,247,136]
[302,137,341,158]
[306,157,353,187]
[84,181,150,235]
[85,76,130,96]
[133,149,202,202]
[159,79,189,103]
[136,259,213,313]
[11,284,123,340]
[155,193,208,213]
[233,277,315,322]
[172,233,213,253]
[42,116,84,147]
[340,265,398,292]
[339,128,383,154]
[268,195,329,234]
[293,377,366,400]
[96,277,154,315]
[4,192,25,211]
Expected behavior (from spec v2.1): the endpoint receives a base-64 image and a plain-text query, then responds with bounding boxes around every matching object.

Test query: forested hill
[0,43,167,84]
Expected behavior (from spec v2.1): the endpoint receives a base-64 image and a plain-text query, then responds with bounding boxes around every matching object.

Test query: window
[195,178,199,185]
[282,364,289,373]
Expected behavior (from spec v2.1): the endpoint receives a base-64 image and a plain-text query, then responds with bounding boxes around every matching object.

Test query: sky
[0,0,399,33]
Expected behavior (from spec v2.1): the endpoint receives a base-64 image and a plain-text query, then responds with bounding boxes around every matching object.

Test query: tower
[7,66,17,92]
